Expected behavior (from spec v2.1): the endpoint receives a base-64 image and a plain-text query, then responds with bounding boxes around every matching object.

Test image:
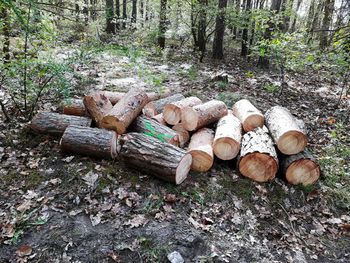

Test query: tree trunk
[232,99,264,132]
[142,94,185,117]
[129,115,180,146]
[140,0,144,26]
[213,111,242,160]
[63,99,88,116]
[122,0,127,29]
[212,0,228,60]
[281,149,320,185]
[241,0,252,57]
[238,127,278,182]
[198,0,208,54]
[60,125,118,159]
[30,112,92,136]
[106,0,116,34]
[158,0,167,49]
[83,92,113,126]
[172,123,190,148]
[1,6,10,64]
[188,128,214,172]
[181,100,228,131]
[233,0,240,39]
[191,0,198,48]
[309,0,324,43]
[320,0,335,49]
[290,0,303,32]
[119,133,192,184]
[83,0,89,25]
[265,106,307,155]
[116,0,120,30]
[101,88,149,134]
[163,97,202,125]
[131,0,137,24]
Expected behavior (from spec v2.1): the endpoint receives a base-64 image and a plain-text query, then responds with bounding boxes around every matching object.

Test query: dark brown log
[238,127,278,182]
[119,133,192,184]
[163,97,202,125]
[129,115,180,146]
[151,113,167,125]
[101,88,149,134]
[188,128,214,172]
[172,123,190,148]
[63,99,88,116]
[265,106,307,155]
[60,125,117,159]
[281,150,320,185]
[181,100,228,131]
[232,99,264,132]
[29,112,92,136]
[143,94,185,117]
[83,92,113,126]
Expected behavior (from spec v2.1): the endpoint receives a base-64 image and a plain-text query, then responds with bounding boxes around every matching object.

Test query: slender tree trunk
[212,0,228,60]
[308,0,324,42]
[140,0,144,26]
[290,0,302,32]
[75,2,80,22]
[106,0,115,33]
[122,0,127,29]
[191,0,198,48]
[158,0,167,49]
[145,0,149,21]
[320,0,335,49]
[281,0,293,32]
[1,6,10,64]
[131,0,137,24]
[241,0,251,57]
[83,0,89,25]
[198,0,208,53]
[115,0,120,30]
[233,0,241,39]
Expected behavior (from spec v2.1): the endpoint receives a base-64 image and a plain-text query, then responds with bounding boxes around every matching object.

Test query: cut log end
[176,154,192,184]
[243,114,264,132]
[101,116,126,134]
[181,107,198,131]
[239,153,278,182]
[190,149,214,172]
[213,138,240,160]
[163,105,181,125]
[277,131,307,155]
[286,159,320,185]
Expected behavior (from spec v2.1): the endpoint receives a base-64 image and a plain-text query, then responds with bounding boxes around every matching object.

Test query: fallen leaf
[125,214,148,228]
[16,245,32,257]
[107,251,121,262]
[16,200,33,212]
[164,194,176,203]
[62,156,74,163]
[83,171,99,187]
[90,212,102,226]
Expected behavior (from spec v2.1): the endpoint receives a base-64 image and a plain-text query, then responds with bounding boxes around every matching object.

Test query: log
[29,112,92,136]
[238,127,278,182]
[129,115,180,146]
[119,133,192,185]
[232,99,264,132]
[83,92,113,126]
[281,150,320,185]
[151,113,167,125]
[163,97,202,125]
[60,125,117,159]
[181,100,228,131]
[265,106,307,155]
[63,99,88,116]
[187,128,214,172]
[101,88,149,134]
[172,123,190,148]
[143,94,185,117]
[213,111,242,160]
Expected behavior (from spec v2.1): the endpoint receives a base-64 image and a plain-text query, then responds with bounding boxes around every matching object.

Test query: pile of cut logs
[30,88,320,185]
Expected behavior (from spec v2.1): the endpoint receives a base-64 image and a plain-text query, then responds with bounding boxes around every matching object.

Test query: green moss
[25,171,42,189]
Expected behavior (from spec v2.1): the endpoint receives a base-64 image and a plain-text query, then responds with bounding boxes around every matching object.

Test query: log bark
[119,133,192,184]
[172,123,190,148]
[163,97,202,125]
[213,111,242,160]
[101,88,149,134]
[238,127,278,182]
[232,99,264,132]
[63,99,88,116]
[181,100,228,131]
[29,112,92,136]
[83,92,113,126]
[129,115,180,146]
[143,93,185,117]
[281,150,320,185]
[60,125,117,159]
[265,106,307,155]
[188,128,214,172]
[151,113,167,125]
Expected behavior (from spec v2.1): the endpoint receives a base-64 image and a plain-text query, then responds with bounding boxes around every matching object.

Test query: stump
[172,123,190,148]
[238,127,278,182]
[83,92,113,126]
[213,111,242,160]
[63,99,87,116]
[119,133,192,185]
[151,113,167,125]
[188,128,214,172]
[143,94,185,117]
[30,112,92,136]
[60,125,118,159]
[265,106,307,155]
[181,100,228,131]
[163,97,202,125]
[101,88,149,134]
[232,99,264,132]
[129,115,180,146]
[281,150,320,185]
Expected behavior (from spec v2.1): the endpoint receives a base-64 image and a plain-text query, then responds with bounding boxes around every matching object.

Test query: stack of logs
[30,88,320,185]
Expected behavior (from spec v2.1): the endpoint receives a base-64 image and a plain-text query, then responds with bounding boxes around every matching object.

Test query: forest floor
[0,40,349,263]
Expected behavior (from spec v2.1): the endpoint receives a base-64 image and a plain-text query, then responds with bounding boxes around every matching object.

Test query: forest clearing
[0,0,349,262]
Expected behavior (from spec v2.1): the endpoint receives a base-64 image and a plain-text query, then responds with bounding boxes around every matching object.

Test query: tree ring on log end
[278,131,307,155]
[213,138,240,160]
[286,159,320,185]
[176,154,192,184]
[182,107,198,131]
[190,150,214,172]
[243,114,264,132]
[164,105,181,125]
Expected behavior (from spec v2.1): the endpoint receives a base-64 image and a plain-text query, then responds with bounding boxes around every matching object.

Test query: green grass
[263,83,280,93]
[216,92,240,108]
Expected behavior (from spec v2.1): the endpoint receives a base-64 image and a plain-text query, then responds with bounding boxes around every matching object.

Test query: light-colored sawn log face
[232,99,264,132]
[238,127,278,182]
[119,133,192,185]
[188,128,214,172]
[213,111,242,160]
[143,94,185,117]
[181,100,228,131]
[83,92,113,126]
[265,106,307,155]
[163,97,202,125]
[60,125,117,159]
[172,123,190,148]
